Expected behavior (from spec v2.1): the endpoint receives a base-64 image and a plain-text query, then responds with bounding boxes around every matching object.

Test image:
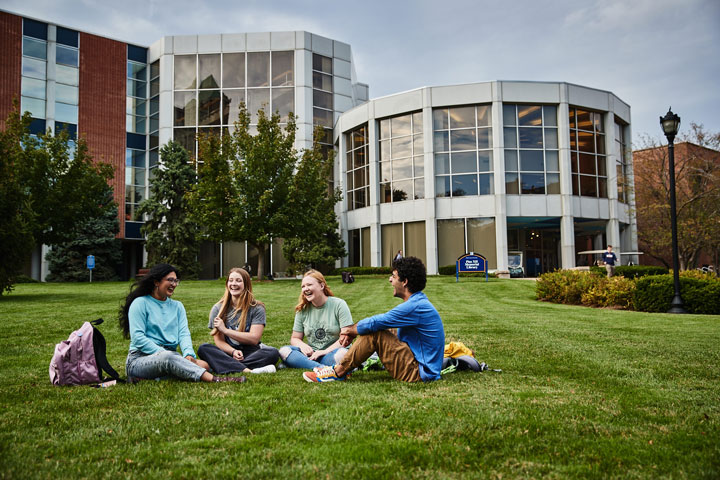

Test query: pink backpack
[49,318,122,386]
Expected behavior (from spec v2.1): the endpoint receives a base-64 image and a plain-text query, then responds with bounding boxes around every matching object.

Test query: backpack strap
[91,319,125,383]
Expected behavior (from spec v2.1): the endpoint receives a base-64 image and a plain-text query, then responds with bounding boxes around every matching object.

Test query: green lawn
[0,276,718,479]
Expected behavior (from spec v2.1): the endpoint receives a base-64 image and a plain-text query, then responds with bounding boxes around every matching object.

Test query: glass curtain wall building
[336,81,637,276]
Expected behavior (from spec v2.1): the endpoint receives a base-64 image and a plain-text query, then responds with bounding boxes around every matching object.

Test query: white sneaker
[250,364,277,374]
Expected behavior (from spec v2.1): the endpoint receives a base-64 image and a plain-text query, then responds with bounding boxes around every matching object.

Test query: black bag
[341,271,355,284]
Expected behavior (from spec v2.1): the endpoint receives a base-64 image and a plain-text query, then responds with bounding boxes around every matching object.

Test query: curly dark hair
[392,256,426,293]
[118,263,178,339]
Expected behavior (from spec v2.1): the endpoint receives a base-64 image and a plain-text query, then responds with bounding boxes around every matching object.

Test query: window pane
[198,90,221,125]
[451,151,476,174]
[272,51,294,86]
[248,88,270,123]
[198,54,220,89]
[56,65,78,85]
[56,83,78,104]
[393,157,412,180]
[222,89,245,124]
[22,57,46,79]
[580,175,597,196]
[521,173,545,194]
[313,90,332,109]
[127,62,147,81]
[477,105,491,126]
[437,219,465,266]
[21,96,45,118]
[478,151,492,172]
[546,150,559,171]
[518,105,542,126]
[518,127,543,148]
[312,71,332,91]
[504,127,517,148]
[23,37,46,60]
[247,52,270,87]
[477,127,491,149]
[520,150,544,171]
[412,112,423,132]
[598,177,607,198]
[546,173,560,194]
[353,168,365,188]
[503,104,516,126]
[174,128,196,157]
[505,172,519,194]
[452,174,478,196]
[174,91,196,126]
[544,105,558,126]
[504,150,518,171]
[450,129,476,151]
[127,79,146,98]
[433,108,448,130]
[435,176,450,197]
[413,134,424,155]
[572,174,579,195]
[467,218,496,267]
[312,54,332,74]
[175,55,196,90]
[379,138,390,161]
[391,115,411,136]
[413,155,424,177]
[576,110,592,131]
[579,153,596,175]
[223,52,245,88]
[577,130,595,152]
[55,102,78,123]
[391,136,411,158]
[414,178,424,199]
[544,127,558,149]
[126,149,146,167]
[435,153,449,175]
[597,155,607,176]
[433,131,449,152]
[21,77,45,99]
[313,107,333,127]
[272,88,294,123]
[595,134,606,155]
[478,173,493,195]
[56,45,78,67]
[393,180,412,202]
[449,106,475,129]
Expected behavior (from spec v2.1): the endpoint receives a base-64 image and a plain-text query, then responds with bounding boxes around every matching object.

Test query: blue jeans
[280,346,345,370]
[126,349,207,382]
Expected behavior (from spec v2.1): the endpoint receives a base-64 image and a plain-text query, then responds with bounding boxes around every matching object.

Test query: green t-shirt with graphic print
[292,296,353,351]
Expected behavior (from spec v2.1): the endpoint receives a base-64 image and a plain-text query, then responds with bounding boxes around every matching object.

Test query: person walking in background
[394,250,403,262]
[119,263,246,383]
[278,270,354,370]
[197,268,279,375]
[303,256,445,383]
[603,245,617,278]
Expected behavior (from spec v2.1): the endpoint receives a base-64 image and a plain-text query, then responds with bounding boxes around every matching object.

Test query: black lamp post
[660,107,686,313]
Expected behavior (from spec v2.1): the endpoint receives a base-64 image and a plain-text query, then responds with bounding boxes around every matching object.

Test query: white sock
[251,364,276,374]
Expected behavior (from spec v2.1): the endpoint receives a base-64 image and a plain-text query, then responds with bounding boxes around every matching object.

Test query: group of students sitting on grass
[118,256,445,384]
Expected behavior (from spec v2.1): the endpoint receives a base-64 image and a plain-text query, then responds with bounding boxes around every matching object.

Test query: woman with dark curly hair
[119,263,245,383]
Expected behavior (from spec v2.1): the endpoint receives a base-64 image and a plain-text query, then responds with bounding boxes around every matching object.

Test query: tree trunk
[255,243,265,281]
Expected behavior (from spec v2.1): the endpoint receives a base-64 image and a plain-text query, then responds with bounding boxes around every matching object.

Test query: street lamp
[660,107,686,313]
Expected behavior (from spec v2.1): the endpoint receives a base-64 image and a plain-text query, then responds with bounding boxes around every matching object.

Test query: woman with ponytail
[119,263,245,383]
[197,268,280,374]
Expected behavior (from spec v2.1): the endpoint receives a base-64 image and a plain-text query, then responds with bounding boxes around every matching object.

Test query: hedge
[634,274,720,314]
[589,265,668,279]
[330,266,392,276]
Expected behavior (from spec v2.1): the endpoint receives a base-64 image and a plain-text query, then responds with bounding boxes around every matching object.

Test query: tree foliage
[634,123,720,270]
[139,141,201,279]
[0,108,114,294]
[45,186,122,282]
[282,126,345,272]
[192,106,345,279]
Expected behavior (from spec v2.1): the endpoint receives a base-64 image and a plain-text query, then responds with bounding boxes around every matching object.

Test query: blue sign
[456,253,488,282]
[87,255,95,270]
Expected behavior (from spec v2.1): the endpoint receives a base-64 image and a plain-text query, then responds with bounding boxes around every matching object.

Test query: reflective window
[56,64,78,86]
[434,105,493,197]
[247,52,269,87]
[272,88,294,123]
[55,102,78,124]
[21,96,45,118]
[437,218,497,269]
[569,107,607,198]
[222,89,245,124]
[247,88,269,124]
[504,104,559,195]
[312,53,334,159]
[21,77,46,99]
[56,45,79,67]
[23,37,47,60]
[174,91,196,126]
[380,112,424,202]
[272,51,294,86]
[345,124,369,210]
[22,57,46,80]
[174,55,196,90]
[198,54,220,89]
[223,53,245,88]
[614,119,629,203]
[56,84,78,104]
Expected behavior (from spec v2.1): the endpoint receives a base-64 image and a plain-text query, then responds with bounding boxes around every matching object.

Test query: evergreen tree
[282,126,346,272]
[45,187,122,282]
[139,141,201,279]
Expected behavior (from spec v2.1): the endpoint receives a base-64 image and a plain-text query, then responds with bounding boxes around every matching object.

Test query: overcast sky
[5,0,720,145]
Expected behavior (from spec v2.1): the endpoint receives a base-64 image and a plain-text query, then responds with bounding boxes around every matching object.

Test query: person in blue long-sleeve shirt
[303,256,445,383]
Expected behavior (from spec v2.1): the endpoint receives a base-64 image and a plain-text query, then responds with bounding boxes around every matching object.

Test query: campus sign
[456,253,488,282]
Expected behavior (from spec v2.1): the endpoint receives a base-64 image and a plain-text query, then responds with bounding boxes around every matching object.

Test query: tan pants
[337,330,421,383]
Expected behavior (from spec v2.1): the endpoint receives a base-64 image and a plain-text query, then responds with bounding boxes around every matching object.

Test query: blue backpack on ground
[49,318,123,386]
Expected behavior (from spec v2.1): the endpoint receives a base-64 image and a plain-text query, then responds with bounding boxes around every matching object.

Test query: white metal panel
[173,35,198,54]
[246,32,270,51]
[197,35,221,53]
[221,33,246,51]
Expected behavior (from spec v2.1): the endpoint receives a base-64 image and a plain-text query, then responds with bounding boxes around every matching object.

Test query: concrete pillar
[558,85,575,268]
[492,86,508,271]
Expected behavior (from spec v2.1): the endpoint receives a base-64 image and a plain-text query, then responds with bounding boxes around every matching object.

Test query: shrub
[14,275,39,284]
[581,276,636,309]
[634,274,720,314]
[536,270,603,305]
[330,266,392,276]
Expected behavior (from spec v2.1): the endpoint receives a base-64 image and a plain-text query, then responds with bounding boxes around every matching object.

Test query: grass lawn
[0,276,718,479]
